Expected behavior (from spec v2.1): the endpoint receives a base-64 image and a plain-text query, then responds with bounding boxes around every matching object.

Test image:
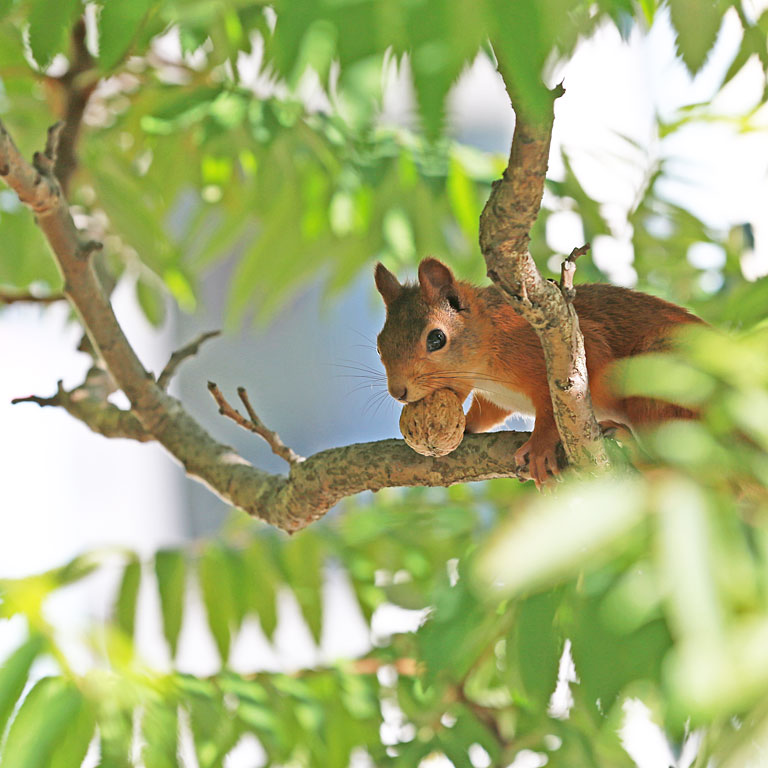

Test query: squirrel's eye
[426,329,446,352]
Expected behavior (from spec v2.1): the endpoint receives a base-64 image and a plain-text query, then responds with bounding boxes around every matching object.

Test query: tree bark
[479,81,609,473]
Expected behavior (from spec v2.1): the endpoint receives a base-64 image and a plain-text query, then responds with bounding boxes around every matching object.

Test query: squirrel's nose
[390,385,408,403]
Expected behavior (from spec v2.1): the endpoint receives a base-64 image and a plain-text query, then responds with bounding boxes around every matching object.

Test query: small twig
[207,382,304,465]
[237,387,304,465]
[31,121,64,176]
[0,290,66,305]
[11,393,60,407]
[45,121,64,163]
[157,330,221,390]
[559,242,590,295]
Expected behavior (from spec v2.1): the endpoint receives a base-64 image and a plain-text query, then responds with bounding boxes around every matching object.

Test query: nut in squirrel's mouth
[400,386,462,406]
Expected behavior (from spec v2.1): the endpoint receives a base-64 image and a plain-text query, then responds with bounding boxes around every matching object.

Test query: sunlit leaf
[27,0,79,68]
[198,544,237,663]
[279,533,326,645]
[48,695,95,768]
[98,0,154,70]
[511,589,564,709]
[142,700,178,768]
[668,0,724,75]
[155,549,186,659]
[136,276,167,327]
[477,477,646,595]
[114,556,141,641]
[241,538,280,640]
[655,477,723,639]
[0,634,44,738]
[610,352,715,407]
[568,589,672,713]
[1,677,85,768]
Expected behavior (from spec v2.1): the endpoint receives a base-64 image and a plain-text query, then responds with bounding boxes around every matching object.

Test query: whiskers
[362,389,396,420]
[415,369,508,400]
[329,358,395,420]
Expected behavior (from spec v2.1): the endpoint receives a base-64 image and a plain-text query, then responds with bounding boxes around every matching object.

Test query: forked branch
[479,74,609,474]
[208,383,304,465]
[2,117,535,532]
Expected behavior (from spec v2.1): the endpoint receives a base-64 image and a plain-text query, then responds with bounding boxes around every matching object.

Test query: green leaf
[87,154,178,270]
[637,0,657,24]
[114,556,141,640]
[611,352,715,407]
[97,706,133,768]
[477,477,646,596]
[0,209,61,289]
[569,592,672,714]
[185,686,241,768]
[241,538,280,640]
[0,634,45,738]
[447,155,479,242]
[142,701,178,768]
[0,0,17,23]
[1,677,84,768]
[439,733,473,768]
[417,575,496,683]
[668,0,724,75]
[136,276,166,327]
[449,703,502,764]
[98,0,154,70]
[655,477,722,639]
[512,589,564,709]
[279,533,326,645]
[48,695,95,768]
[27,0,79,69]
[198,544,237,663]
[223,549,249,632]
[155,549,186,659]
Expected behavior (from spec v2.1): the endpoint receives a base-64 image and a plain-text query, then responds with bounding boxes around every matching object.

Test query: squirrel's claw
[514,436,559,489]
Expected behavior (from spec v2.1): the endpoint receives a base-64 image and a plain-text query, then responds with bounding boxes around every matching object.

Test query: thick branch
[12,379,150,442]
[1,118,534,533]
[478,82,609,474]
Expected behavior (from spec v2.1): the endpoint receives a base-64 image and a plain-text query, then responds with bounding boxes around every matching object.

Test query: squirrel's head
[374,258,481,404]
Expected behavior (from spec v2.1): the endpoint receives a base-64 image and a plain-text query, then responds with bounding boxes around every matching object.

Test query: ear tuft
[374,262,402,306]
[418,258,455,304]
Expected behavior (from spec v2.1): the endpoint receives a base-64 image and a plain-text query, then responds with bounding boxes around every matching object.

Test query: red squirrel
[375,257,703,485]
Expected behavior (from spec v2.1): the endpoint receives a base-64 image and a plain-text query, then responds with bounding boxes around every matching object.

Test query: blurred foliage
[1,0,767,325]
[2,0,768,766]
[2,322,768,766]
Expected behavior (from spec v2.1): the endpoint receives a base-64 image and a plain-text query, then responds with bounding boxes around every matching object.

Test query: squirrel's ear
[374,263,402,306]
[418,258,455,303]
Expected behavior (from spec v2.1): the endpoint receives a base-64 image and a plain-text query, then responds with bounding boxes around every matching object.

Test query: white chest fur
[472,378,535,416]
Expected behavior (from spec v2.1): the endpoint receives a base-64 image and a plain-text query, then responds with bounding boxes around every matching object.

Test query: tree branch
[157,330,221,390]
[560,243,590,295]
[0,289,66,305]
[1,118,534,533]
[207,383,304,465]
[479,81,609,475]
[53,19,97,194]
[12,379,150,442]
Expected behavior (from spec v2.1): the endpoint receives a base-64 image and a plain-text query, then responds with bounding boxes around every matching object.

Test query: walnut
[399,389,465,457]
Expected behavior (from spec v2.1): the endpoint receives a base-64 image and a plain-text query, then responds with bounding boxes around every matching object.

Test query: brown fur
[375,258,703,484]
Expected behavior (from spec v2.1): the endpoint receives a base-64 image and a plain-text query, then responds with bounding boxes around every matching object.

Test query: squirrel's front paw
[514,434,560,489]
